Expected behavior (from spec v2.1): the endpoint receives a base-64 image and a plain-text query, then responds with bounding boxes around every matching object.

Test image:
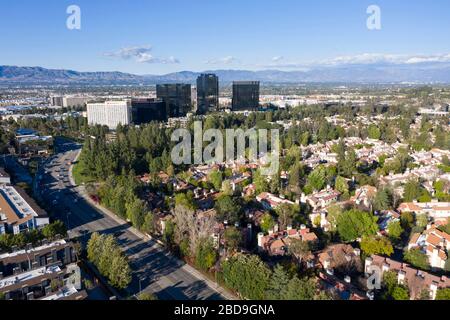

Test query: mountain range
[2,63,450,85]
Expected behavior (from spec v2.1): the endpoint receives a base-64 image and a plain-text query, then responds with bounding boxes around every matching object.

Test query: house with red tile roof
[398,200,450,220]
[301,186,341,211]
[351,185,377,211]
[365,255,450,300]
[257,225,318,256]
[256,192,295,210]
[408,224,450,270]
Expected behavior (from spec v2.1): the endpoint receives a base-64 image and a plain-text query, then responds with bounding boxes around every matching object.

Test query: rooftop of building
[0,184,47,226]
[0,239,67,262]
[0,265,61,290]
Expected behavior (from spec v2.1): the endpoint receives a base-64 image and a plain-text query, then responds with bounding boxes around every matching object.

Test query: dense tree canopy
[337,209,379,242]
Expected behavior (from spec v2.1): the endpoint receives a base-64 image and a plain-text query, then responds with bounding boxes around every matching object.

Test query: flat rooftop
[0,184,47,227]
[40,285,78,300]
[0,239,67,261]
[0,265,61,290]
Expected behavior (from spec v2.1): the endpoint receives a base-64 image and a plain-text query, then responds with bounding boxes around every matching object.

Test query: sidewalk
[68,151,237,301]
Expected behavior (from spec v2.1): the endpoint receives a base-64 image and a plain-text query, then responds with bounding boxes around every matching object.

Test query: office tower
[232,81,260,111]
[50,96,64,107]
[62,96,91,108]
[87,100,132,129]
[156,84,192,118]
[131,98,167,124]
[196,73,219,114]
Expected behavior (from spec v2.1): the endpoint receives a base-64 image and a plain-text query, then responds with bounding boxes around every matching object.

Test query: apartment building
[0,240,87,300]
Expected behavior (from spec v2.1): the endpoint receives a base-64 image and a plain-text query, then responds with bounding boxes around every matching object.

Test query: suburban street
[36,137,231,300]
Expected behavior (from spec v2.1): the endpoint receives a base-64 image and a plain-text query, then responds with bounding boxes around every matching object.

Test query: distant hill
[2,64,450,85]
[0,66,141,84]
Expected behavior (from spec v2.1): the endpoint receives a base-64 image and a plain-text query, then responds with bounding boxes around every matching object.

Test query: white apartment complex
[87,100,132,129]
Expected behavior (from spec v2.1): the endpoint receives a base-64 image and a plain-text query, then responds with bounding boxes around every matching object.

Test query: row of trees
[87,232,132,289]
[97,174,155,235]
[221,254,329,300]
[0,221,67,252]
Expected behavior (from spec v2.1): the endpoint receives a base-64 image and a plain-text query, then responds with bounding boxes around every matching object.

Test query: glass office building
[156,84,192,117]
[232,81,260,111]
[196,73,219,114]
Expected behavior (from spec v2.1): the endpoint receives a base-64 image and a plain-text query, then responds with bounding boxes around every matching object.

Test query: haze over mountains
[2,63,450,85]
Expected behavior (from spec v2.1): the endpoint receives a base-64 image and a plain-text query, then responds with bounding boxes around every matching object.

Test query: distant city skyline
[2,0,450,74]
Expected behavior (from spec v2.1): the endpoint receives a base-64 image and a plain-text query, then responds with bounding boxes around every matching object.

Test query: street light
[66,211,71,240]
[138,277,146,298]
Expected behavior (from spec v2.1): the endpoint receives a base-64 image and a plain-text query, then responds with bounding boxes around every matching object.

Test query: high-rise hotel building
[87,100,132,129]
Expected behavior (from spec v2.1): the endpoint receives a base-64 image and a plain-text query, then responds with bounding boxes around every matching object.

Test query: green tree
[326,204,343,232]
[222,254,271,300]
[336,209,379,242]
[306,165,327,192]
[142,212,155,235]
[387,221,404,240]
[284,276,318,300]
[391,286,410,300]
[266,264,290,300]
[382,271,410,300]
[360,236,394,256]
[373,188,393,212]
[416,214,429,229]
[260,213,275,233]
[174,192,197,211]
[288,238,312,262]
[215,195,241,223]
[288,163,304,195]
[208,169,223,191]
[138,292,158,300]
[42,221,67,239]
[275,204,298,230]
[223,227,242,252]
[401,212,415,230]
[403,180,422,202]
[195,239,217,271]
[368,124,382,140]
[126,197,147,230]
[335,176,349,197]
[404,248,430,270]
[87,233,131,289]
[436,288,450,300]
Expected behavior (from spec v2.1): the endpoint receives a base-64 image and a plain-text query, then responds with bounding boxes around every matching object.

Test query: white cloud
[258,53,450,70]
[272,56,284,62]
[104,45,179,64]
[321,53,450,66]
[205,56,238,65]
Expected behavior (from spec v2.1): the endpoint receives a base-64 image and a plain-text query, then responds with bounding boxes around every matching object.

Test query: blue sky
[1,0,450,74]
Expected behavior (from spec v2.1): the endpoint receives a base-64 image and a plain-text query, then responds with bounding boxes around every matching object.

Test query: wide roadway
[37,138,226,300]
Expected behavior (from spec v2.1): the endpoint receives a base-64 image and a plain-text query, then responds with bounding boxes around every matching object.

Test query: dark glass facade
[156,84,192,117]
[232,81,260,111]
[196,73,219,114]
[131,98,167,124]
